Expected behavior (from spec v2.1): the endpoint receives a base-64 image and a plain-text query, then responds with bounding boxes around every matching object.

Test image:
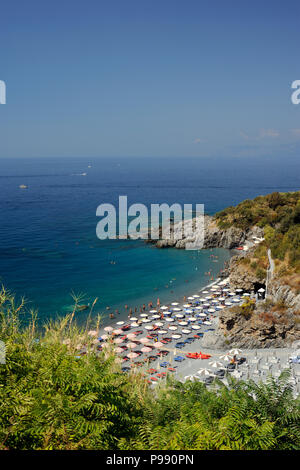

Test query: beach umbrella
[152,314,160,319]
[171,302,179,306]
[222,288,230,292]
[188,317,197,322]
[102,342,111,349]
[101,334,109,340]
[203,321,211,325]
[182,329,191,334]
[165,317,175,322]
[114,338,124,344]
[129,317,138,321]
[243,293,250,297]
[172,334,182,339]
[211,300,219,304]
[191,325,201,330]
[205,296,212,300]
[155,321,164,326]
[203,303,210,308]
[160,305,169,310]
[216,305,225,310]
[219,354,232,361]
[104,326,113,332]
[175,313,184,318]
[163,311,172,315]
[199,298,206,302]
[116,321,125,325]
[236,288,243,293]
[232,298,241,303]
[208,308,215,313]
[149,309,158,313]
[142,318,151,323]
[183,304,192,308]
[178,321,188,326]
[209,361,223,368]
[195,306,203,310]
[127,342,137,349]
[139,337,150,344]
[197,368,211,376]
[153,342,164,349]
[224,301,232,306]
[140,313,148,318]
[131,322,139,327]
[127,352,138,359]
[115,347,124,353]
[229,348,242,355]
[228,292,236,296]
[193,295,200,298]
[218,297,225,301]
[141,346,152,353]
[185,309,194,314]
[158,330,167,335]
[172,307,182,311]
[113,329,123,335]
[198,313,207,317]
[202,290,209,294]
[168,325,178,331]
[187,297,194,300]
[126,333,136,340]
[144,325,153,330]
[88,330,98,337]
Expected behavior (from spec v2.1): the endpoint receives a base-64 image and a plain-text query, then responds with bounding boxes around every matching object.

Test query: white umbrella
[232,298,241,303]
[115,347,124,354]
[188,317,197,322]
[153,342,164,349]
[187,297,194,300]
[224,301,232,306]
[229,348,242,355]
[126,333,136,340]
[182,329,191,334]
[139,337,150,344]
[140,313,148,317]
[160,305,169,310]
[219,354,232,361]
[152,314,160,319]
[202,290,209,294]
[203,321,211,325]
[127,352,138,359]
[183,304,192,308]
[168,325,178,331]
[172,334,182,339]
[113,329,123,335]
[131,322,139,327]
[165,317,175,322]
[178,321,188,326]
[149,309,158,313]
[88,330,98,337]
[114,338,124,344]
[171,302,179,306]
[116,321,125,325]
[236,288,243,292]
[144,325,153,330]
[198,313,206,317]
[142,318,151,323]
[172,307,182,311]
[175,313,184,318]
[197,368,211,376]
[163,311,172,315]
[243,293,250,297]
[208,308,215,313]
[155,321,164,326]
[104,326,113,332]
[127,342,137,349]
[209,361,223,368]
[228,292,236,296]
[158,329,167,335]
[191,325,201,330]
[101,334,109,340]
[193,295,200,298]
[129,317,138,321]
[195,306,203,310]
[185,309,193,314]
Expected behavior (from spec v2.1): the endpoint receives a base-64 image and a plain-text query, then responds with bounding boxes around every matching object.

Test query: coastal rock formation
[229,254,266,291]
[152,215,264,251]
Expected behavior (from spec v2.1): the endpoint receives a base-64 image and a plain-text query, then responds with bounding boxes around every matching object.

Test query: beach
[87,277,300,397]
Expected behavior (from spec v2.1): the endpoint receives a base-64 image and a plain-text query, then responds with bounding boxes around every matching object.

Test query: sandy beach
[88,277,300,397]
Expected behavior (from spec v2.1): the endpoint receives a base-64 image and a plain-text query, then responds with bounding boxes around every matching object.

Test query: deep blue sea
[0,156,299,326]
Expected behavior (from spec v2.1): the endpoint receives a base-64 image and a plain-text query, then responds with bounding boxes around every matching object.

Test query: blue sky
[0,0,300,158]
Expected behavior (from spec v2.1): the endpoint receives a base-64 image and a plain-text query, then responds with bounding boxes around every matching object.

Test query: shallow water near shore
[0,155,299,325]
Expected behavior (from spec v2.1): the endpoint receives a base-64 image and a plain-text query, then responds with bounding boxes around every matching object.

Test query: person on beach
[157,298,160,307]
[148,301,153,309]
[143,304,146,311]
[125,304,128,310]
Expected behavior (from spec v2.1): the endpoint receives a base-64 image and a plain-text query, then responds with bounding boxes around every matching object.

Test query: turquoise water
[0,156,299,325]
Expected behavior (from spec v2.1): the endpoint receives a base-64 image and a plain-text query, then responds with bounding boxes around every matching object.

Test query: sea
[0,155,299,326]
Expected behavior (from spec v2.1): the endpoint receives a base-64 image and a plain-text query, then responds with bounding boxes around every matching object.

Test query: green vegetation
[0,287,299,450]
[216,191,300,278]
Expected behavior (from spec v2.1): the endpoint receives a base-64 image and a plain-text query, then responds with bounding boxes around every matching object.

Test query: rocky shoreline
[149,214,300,350]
